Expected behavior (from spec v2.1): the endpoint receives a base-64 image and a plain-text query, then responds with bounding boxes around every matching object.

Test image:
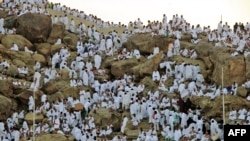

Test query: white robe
[94,54,102,69]
[121,117,128,133]
[33,71,41,89]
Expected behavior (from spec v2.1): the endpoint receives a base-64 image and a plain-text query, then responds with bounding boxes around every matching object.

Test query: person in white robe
[24,46,34,54]
[82,69,89,86]
[10,43,19,51]
[238,108,247,120]
[33,69,41,89]
[54,37,62,45]
[120,115,128,133]
[153,45,159,56]
[33,61,41,71]
[28,96,34,112]
[167,42,174,58]
[0,18,4,33]
[106,37,113,50]
[69,18,75,33]
[236,37,246,53]
[173,37,180,55]
[190,49,198,59]
[133,48,141,59]
[174,127,182,141]
[152,70,160,81]
[229,108,237,121]
[158,80,168,92]
[94,53,102,69]
[210,119,219,136]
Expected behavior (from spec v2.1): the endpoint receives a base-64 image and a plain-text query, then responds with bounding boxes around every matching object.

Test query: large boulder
[16,89,44,105]
[139,76,158,95]
[16,13,52,43]
[32,53,47,66]
[245,55,250,78]
[24,112,44,124]
[1,34,33,51]
[51,44,65,55]
[111,58,140,78]
[3,15,17,29]
[47,87,79,103]
[133,51,163,77]
[63,32,78,50]
[0,95,17,120]
[30,134,74,141]
[0,80,13,97]
[88,108,123,132]
[41,81,59,95]
[35,43,51,58]
[210,48,246,86]
[237,86,248,98]
[0,49,34,66]
[126,34,171,55]
[47,22,65,44]
[190,95,250,122]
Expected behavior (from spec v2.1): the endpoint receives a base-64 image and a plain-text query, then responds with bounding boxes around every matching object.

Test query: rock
[194,42,214,57]
[41,81,59,95]
[135,51,163,77]
[3,15,17,29]
[210,48,246,86]
[47,22,65,44]
[47,85,79,102]
[0,11,9,19]
[237,86,248,98]
[59,68,70,80]
[16,89,44,105]
[6,65,18,77]
[1,34,33,51]
[16,13,52,43]
[30,134,74,141]
[0,80,13,97]
[0,95,17,120]
[88,108,122,131]
[0,50,34,66]
[111,58,140,78]
[51,44,65,55]
[35,43,51,58]
[139,76,158,95]
[245,55,250,78]
[12,59,26,67]
[190,95,250,121]
[61,87,79,99]
[63,32,78,50]
[24,112,44,124]
[126,34,171,55]
[32,53,47,66]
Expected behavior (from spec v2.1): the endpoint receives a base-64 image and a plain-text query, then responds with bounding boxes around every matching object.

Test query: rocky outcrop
[0,80,13,97]
[210,47,246,86]
[111,58,140,78]
[27,134,74,141]
[126,33,172,55]
[24,112,44,124]
[88,108,123,132]
[1,34,33,51]
[0,95,17,120]
[190,95,250,121]
[47,22,65,44]
[35,43,51,58]
[16,13,52,43]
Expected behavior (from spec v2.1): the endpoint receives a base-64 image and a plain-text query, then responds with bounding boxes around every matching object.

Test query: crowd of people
[0,0,249,141]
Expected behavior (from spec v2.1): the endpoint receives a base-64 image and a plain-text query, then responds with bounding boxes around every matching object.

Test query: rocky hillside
[0,9,249,141]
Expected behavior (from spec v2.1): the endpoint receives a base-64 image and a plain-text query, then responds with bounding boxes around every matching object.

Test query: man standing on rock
[33,70,41,90]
